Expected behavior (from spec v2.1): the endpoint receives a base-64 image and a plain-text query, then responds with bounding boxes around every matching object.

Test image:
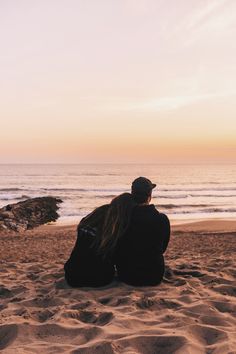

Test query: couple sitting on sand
[64,177,170,287]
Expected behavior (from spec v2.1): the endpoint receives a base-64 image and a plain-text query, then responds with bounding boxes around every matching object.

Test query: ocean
[0,164,236,225]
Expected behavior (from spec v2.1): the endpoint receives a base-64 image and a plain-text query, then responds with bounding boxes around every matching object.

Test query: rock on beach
[0,197,62,232]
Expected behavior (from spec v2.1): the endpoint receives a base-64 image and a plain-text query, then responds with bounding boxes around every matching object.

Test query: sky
[0,0,236,163]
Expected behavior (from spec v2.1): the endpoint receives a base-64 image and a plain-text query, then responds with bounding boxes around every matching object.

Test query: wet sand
[0,220,236,353]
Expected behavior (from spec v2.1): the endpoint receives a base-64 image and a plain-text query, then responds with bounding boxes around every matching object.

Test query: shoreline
[1,218,236,353]
[48,218,236,234]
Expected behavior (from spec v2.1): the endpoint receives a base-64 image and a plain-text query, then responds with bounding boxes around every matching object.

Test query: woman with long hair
[64,193,136,287]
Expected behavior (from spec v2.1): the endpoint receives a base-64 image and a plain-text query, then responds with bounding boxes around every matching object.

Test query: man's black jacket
[115,204,170,286]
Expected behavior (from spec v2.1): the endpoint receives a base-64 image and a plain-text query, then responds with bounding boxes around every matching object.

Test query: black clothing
[64,225,115,287]
[115,205,170,286]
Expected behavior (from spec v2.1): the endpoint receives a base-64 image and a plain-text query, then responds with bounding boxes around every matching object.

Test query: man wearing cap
[115,177,170,286]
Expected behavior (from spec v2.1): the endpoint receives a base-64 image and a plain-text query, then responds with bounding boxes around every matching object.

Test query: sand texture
[0,221,236,354]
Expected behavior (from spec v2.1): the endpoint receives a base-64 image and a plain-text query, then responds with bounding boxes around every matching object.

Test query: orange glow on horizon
[1,0,236,163]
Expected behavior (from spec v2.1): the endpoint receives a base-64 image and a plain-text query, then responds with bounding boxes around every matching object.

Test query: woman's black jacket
[64,224,115,287]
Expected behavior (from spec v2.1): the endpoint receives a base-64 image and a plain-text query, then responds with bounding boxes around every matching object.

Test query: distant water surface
[0,164,236,224]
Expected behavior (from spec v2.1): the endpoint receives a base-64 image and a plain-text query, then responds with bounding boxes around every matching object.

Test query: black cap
[131,177,156,194]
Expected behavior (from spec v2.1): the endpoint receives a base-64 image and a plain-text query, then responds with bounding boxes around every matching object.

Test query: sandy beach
[0,220,236,354]
[2,0,236,351]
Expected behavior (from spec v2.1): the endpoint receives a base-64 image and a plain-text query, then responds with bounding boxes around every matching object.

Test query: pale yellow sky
[0,0,236,163]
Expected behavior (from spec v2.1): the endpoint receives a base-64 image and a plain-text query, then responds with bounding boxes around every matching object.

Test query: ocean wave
[57,187,236,193]
[16,195,30,200]
[157,193,236,199]
[40,188,87,192]
[189,194,236,198]
[168,208,236,214]
[0,194,30,201]
[40,187,126,192]
[2,186,236,194]
[93,194,117,199]
[66,173,101,176]
[157,204,210,209]
[58,207,236,219]
[0,188,22,191]
[157,195,188,199]
[60,212,80,217]
[157,187,236,192]
[201,207,236,213]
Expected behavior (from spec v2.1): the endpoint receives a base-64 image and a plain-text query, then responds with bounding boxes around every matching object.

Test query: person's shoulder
[156,212,170,230]
[158,212,169,222]
[78,225,97,237]
[132,204,160,216]
[149,206,169,223]
[148,204,161,216]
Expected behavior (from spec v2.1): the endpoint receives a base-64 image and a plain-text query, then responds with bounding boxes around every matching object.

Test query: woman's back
[64,205,115,287]
[64,193,138,287]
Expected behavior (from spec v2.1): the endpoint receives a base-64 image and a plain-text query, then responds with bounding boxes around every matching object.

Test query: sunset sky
[1,0,236,163]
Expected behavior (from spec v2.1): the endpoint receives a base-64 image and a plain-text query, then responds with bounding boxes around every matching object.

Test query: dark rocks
[0,197,62,232]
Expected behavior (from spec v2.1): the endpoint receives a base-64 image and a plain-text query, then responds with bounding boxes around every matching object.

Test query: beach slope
[0,221,236,353]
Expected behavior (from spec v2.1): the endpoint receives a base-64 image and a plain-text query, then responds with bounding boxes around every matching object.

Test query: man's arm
[159,213,170,253]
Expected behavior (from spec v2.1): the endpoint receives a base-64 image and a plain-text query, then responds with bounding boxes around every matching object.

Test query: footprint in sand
[118,334,191,354]
[10,296,25,303]
[176,263,200,270]
[136,296,155,309]
[211,301,236,316]
[31,309,55,323]
[0,324,18,351]
[173,269,205,278]
[212,284,236,297]
[182,303,217,318]
[78,310,114,326]
[96,312,114,326]
[26,272,39,280]
[55,278,71,289]
[12,323,103,347]
[25,295,64,308]
[136,297,182,311]
[70,301,92,310]
[63,309,113,326]
[98,295,131,307]
[0,285,11,298]
[71,341,116,354]
[188,324,228,346]
[200,314,231,327]
[98,296,112,305]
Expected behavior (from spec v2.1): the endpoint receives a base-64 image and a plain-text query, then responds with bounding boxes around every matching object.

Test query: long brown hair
[96,193,136,256]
